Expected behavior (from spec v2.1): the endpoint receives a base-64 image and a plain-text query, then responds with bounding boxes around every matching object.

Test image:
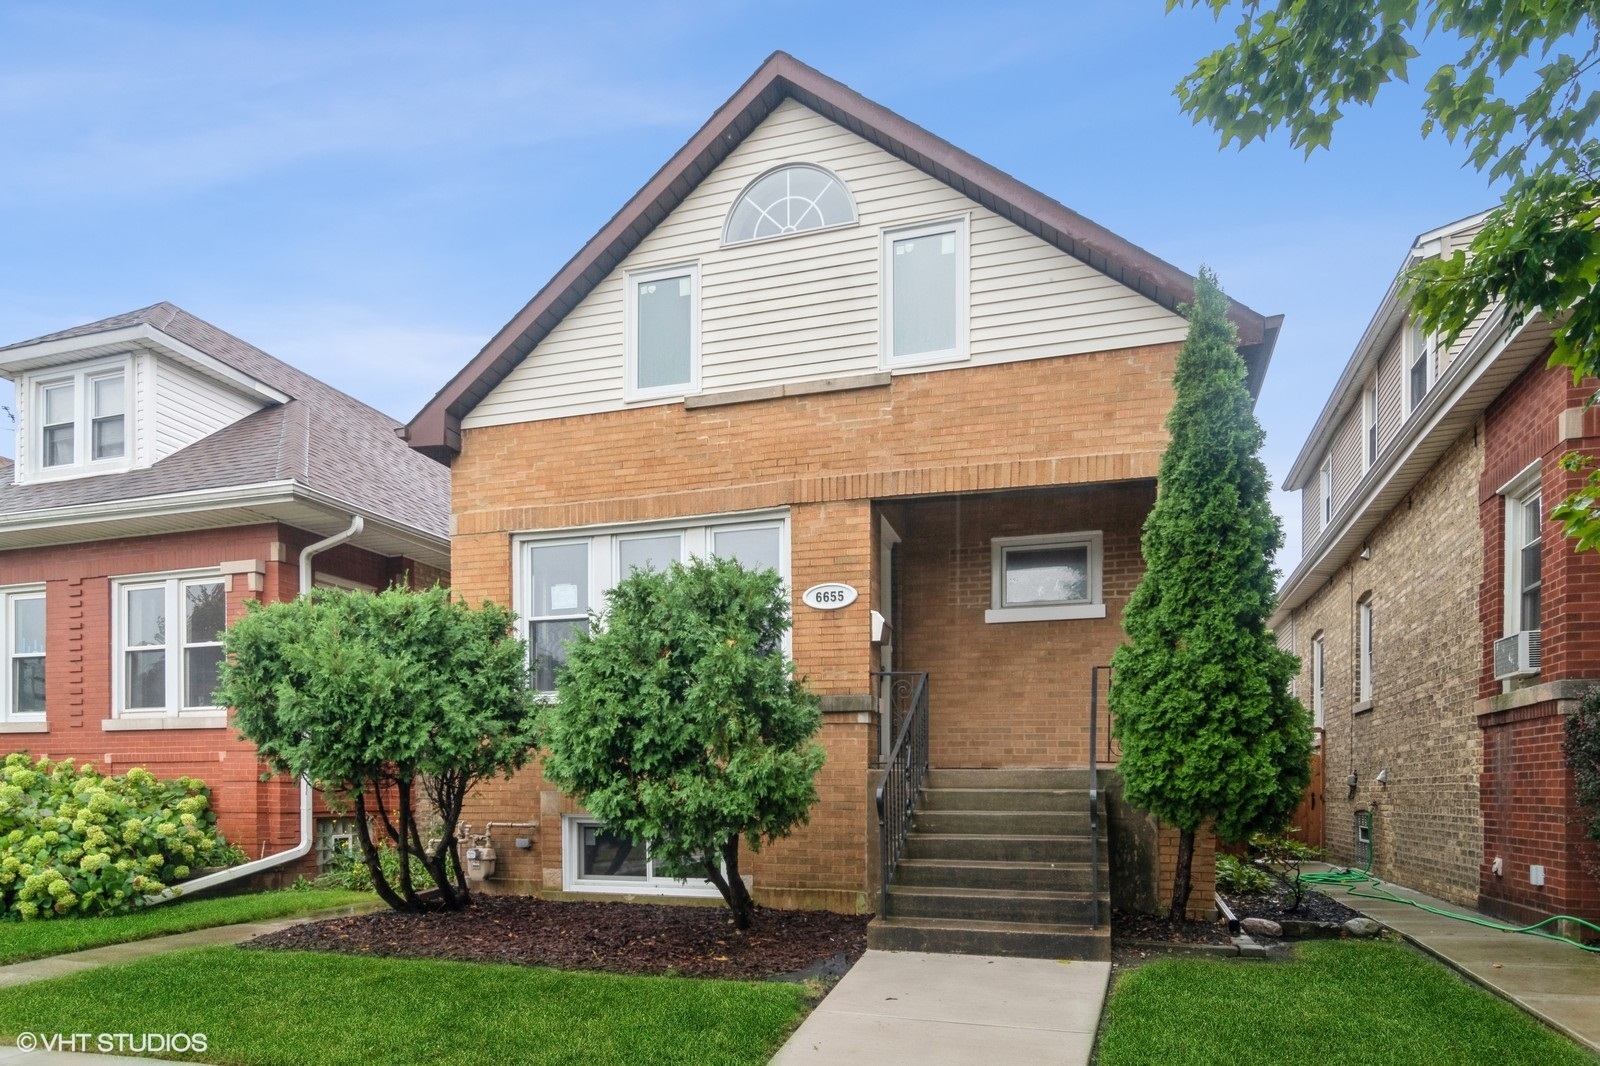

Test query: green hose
[1302,862,1600,953]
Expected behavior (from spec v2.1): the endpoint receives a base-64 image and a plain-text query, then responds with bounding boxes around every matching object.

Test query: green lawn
[1095,939,1594,1066]
[0,889,373,965]
[0,946,807,1066]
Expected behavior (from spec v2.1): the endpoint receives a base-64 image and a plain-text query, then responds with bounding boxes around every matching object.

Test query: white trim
[561,814,723,898]
[880,215,970,369]
[21,355,135,482]
[1361,383,1378,470]
[623,261,700,402]
[1357,597,1373,703]
[0,323,289,404]
[1310,632,1325,729]
[111,570,226,718]
[1501,470,1543,641]
[0,585,47,724]
[986,531,1103,624]
[1319,458,1333,529]
[1403,317,1434,414]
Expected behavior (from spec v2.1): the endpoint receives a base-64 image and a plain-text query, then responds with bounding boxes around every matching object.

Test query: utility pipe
[146,516,365,904]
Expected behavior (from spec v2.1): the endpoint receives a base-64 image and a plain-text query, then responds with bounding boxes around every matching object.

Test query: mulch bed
[244,895,869,981]
[1222,885,1361,925]
[1112,908,1234,947]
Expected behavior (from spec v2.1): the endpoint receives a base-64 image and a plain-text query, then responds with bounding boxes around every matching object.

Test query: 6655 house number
[801,583,858,610]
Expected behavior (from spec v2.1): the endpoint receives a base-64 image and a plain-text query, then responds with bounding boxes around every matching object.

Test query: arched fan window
[723,164,857,245]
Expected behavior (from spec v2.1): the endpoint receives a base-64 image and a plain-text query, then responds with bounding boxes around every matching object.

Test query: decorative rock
[1344,917,1383,938]
[1241,917,1282,938]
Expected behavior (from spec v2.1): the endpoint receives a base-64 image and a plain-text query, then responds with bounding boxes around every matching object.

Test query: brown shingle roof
[0,303,449,538]
[403,51,1281,461]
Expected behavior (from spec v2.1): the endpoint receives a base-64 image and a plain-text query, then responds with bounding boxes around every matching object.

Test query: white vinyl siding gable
[464,99,1189,428]
[151,357,265,462]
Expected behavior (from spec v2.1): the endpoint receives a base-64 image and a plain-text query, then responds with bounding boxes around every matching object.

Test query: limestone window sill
[102,714,229,731]
[0,721,48,733]
[1353,700,1374,716]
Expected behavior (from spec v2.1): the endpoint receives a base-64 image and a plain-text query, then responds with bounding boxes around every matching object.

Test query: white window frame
[1404,319,1433,414]
[561,815,723,898]
[1,586,46,724]
[880,215,971,370]
[1362,384,1378,470]
[1356,596,1373,704]
[515,510,791,695]
[23,356,134,480]
[111,571,228,720]
[623,262,700,402]
[1499,461,1544,640]
[1319,458,1333,529]
[1311,632,1325,730]
[721,162,858,247]
[985,531,1105,624]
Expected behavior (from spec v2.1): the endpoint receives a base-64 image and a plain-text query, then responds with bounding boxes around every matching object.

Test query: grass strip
[0,889,373,964]
[1096,938,1594,1065]
[0,945,807,1066]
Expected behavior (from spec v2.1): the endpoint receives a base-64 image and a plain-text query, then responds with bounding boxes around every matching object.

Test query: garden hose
[1303,863,1600,953]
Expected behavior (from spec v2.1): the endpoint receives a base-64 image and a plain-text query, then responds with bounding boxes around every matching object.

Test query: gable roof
[403,51,1281,461]
[0,303,450,547]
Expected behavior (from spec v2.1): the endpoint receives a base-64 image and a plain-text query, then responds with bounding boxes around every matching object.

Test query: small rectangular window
[41,382,75,467]
[1311,634,1325,729]
[882,218,969,367]
[91,373,126,461]
[626,264,699,399]
[1362,385,1378,469]
[4,589,46,720]
[1320,459,1333,527]
[1509,490,1542,634]
[563,815,721,897]
[986,532,1105,623]
[1407,320,1431,413]
[1357,598,1373,703]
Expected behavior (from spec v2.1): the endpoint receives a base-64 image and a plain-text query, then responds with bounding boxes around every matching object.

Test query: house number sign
[801,583,858,610]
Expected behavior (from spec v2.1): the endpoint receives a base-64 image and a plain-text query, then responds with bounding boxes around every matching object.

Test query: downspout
[146,516,365,904]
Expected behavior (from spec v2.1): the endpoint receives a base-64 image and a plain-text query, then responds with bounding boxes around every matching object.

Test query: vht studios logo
[16,1032,208,1054]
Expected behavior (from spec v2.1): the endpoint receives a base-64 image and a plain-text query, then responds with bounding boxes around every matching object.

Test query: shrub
[0,753,234,920]
[1215,853,1273,896]
[1248,831,1323,912]
[1566,685,1600,885]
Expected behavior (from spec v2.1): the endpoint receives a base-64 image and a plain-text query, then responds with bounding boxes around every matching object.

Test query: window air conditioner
[1493,630,1541,680]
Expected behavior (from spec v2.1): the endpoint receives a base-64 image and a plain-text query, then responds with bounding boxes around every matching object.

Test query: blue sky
[0,2,1503,565]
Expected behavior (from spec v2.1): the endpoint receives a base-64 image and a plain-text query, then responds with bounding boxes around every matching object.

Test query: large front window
[117,575,227,715]
[2,588,45,722]
[519,513,787,694]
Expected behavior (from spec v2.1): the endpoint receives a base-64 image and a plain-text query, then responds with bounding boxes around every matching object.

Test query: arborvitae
[1110,267,1312,919]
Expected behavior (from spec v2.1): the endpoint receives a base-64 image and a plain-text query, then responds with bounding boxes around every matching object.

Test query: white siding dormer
[11,348,270,484]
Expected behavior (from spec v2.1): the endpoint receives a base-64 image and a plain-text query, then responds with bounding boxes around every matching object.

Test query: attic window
[30,359,131,475]
[723,164,857,245]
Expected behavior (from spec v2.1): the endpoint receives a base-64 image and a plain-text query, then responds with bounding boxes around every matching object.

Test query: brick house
[405,53,1281,953]
[0,303,451,877]
[1272,213,1600,929]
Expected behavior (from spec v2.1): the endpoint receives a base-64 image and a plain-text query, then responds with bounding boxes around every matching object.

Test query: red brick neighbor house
[405,53,1281,955]
[1273,213,1600,933]
[0,303,450,878]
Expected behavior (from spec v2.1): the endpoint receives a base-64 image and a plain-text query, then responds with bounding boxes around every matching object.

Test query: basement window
[985,532,1105,623]
[561,816,721,898]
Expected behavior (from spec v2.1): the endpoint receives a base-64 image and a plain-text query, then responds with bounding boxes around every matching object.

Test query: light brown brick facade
[1287,429,1486,905]
[448,345,1200,912]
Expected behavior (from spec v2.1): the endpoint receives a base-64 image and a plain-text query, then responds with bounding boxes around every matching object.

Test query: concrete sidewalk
[1316,869,1600,1054]
[770,950,1110,1065]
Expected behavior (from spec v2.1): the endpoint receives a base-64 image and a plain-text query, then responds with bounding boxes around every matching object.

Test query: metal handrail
[1089,665,1112,929]
[873,671,929,917]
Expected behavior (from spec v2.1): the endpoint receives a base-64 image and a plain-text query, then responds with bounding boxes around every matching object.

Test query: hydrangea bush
[0,753,234,920]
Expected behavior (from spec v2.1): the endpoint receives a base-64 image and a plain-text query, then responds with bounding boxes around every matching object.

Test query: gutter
[146,515,365,905]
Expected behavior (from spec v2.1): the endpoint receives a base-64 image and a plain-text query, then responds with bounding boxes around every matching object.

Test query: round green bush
[0,753,235,920]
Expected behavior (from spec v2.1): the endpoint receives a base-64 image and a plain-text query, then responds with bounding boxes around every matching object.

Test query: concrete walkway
[1314,869,1600,1054]
[770,950,1110,1065]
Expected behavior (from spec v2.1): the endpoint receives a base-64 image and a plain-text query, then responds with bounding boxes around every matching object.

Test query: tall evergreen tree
[1110,267,1312,920]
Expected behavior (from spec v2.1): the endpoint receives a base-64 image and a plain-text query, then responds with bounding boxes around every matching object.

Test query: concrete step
[886,885,1101,925]
[901,833,1103,863]
[893,858,1096,892]
[923,768,1093,791]
[867,915,1111,961]
[918,787,1078,812]
[911,809,1089,836]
